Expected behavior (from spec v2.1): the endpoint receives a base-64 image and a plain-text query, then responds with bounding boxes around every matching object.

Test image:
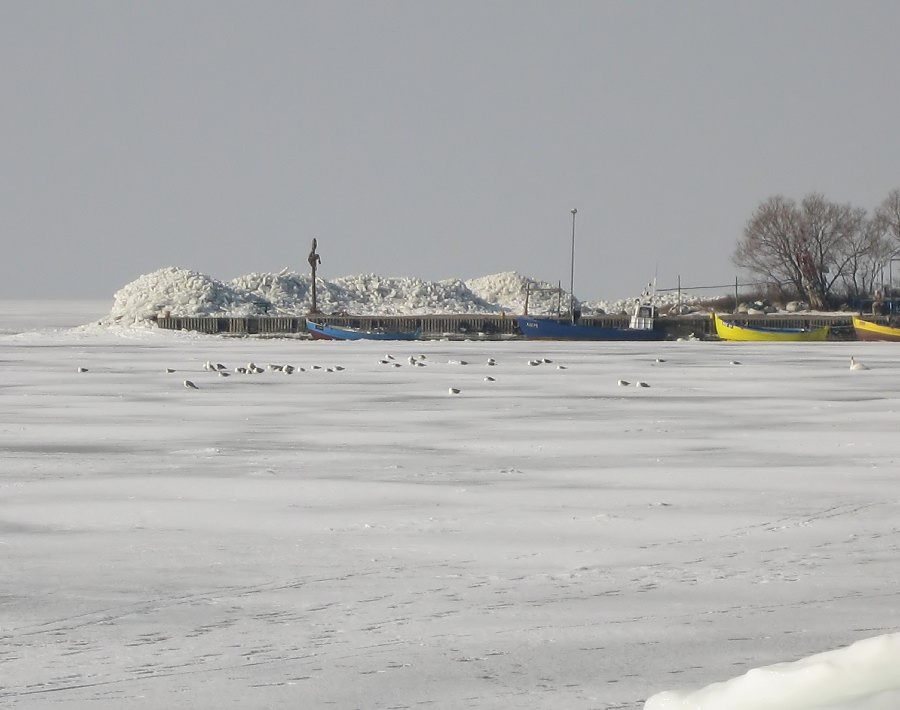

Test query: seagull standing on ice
[184,380,199,389]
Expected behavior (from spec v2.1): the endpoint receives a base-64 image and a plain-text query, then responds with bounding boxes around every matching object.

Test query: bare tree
[836,214,893,301]
[734,193,870,309]
[875,189,900,245]
[733,195,802,296]
[872,190,900,295]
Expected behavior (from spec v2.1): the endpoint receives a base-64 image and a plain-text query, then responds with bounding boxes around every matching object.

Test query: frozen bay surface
[2,319,900,708]
[0,300,110,334]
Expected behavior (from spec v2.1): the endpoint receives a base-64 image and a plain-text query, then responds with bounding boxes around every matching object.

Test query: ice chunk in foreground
[644,633,900,710]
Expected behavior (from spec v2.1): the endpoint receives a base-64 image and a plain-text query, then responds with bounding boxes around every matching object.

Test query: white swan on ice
[850,356,869,371]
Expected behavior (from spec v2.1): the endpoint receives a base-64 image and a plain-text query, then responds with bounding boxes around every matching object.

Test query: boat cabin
[629,302,657,331]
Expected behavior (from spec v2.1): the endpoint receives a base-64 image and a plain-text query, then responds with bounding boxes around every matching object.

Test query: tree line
[733,189,900,310]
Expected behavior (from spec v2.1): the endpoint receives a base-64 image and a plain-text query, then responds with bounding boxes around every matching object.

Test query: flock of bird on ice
[72,351,873,394]
[80,353,563,394]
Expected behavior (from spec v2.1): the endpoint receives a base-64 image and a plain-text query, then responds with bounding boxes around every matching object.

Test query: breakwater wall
[154,313,861,340]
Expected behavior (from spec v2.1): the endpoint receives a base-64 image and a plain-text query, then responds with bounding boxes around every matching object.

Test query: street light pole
[569,208,577,323]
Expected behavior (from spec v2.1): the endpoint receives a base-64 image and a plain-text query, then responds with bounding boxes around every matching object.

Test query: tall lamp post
[887,250,900,313]
[569,208,577,323]
[888,248,900,294]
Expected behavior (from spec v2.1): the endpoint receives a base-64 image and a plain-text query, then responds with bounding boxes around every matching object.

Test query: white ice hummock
[645,632,900,710]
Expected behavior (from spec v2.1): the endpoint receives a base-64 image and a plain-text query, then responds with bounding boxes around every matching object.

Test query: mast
[308,238,321,314]
[569,208,577,323]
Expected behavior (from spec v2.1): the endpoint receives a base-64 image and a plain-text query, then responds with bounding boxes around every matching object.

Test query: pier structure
[154,312,859,340]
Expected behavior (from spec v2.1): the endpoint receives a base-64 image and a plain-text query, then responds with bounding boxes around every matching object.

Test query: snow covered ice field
[3,303,900,709]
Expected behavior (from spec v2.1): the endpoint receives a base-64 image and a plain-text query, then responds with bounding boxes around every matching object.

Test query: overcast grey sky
[3,1,899,301]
